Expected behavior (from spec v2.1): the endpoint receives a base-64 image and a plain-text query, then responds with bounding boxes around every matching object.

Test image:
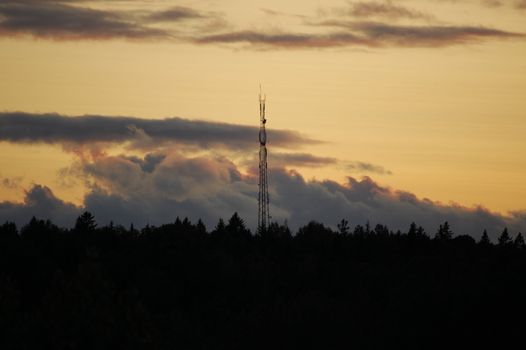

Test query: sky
[0,0,525,239]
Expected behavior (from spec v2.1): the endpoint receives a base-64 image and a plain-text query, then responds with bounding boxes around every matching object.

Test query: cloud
[0,112,316,150]
[247,152,338,168]
[347,161,392,175]
[260,8,309,19]
[0,185,79,227]
[194,30,367,48]
[436,0,526,9]
[271,153,337,167]
[1,151,524,240]
[1,176,23,189]
[270,170,525,240]
[194,22,523,49]
[0,1,169,40]
[0,1,521,49]
[482,0,504,7]
[146,6,207,22]
[477,0,526,9]
[124,153,166,173]
[346,1,432,20]
[317,21,524,47]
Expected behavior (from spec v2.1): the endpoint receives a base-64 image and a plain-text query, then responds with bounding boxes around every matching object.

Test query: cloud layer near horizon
[0,150,524,241]
[0,0,523,49]
[1,110,524,239]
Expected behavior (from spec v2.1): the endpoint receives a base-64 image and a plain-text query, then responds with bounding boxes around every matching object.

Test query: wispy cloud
[260,8,309,19]
[193,30,367,48]
[146,6,206,22]
[346,1,432,20]
[1,176,23,189]
[0,0,522,49]
[347,161,392,175]
[322,21,523,46]
[193,23,522,49]
[270,153,338,168]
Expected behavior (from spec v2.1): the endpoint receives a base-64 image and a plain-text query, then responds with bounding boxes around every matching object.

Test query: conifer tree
[435,221,454,240]
[514,232,525,249]
[408,222,417,238]
[74,211,97,232]
[479,230,491,245]
[498,227,511,246]
[337,219,349,235]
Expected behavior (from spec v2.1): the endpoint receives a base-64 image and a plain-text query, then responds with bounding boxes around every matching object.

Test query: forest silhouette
[1,212,526,349]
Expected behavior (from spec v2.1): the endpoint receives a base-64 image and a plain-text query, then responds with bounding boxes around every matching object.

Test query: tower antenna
[258,86,270,231]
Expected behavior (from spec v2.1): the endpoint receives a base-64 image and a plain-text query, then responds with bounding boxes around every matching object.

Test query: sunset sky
[1,0,525,238]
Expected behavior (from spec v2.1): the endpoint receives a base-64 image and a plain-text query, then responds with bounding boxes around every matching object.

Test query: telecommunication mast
[258,87,270,230]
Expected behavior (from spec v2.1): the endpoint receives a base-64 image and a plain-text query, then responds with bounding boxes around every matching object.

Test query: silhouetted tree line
[1,212,526,349]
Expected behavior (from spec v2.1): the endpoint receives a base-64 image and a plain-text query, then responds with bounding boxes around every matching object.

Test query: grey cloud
[347,161,392,175]
[270,169,525,240]
[124,153,166,173]
[318,21,524,47]
[0,185,80,227]
[241,152,348,172]
[0,1,522,49]
[77,153,257,228]
[347,1,432,20]
[146,6,206,22]
[266,152,337,168]
[0,1,168,40]
[82,153,525,239]
[82,153,245,202]
[194,30,368,48]
[2,152,524,241]
[194,22,523,49]
[0,112,316,150]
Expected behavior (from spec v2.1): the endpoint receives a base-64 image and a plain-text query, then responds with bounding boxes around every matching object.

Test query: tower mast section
[258,87,270,230]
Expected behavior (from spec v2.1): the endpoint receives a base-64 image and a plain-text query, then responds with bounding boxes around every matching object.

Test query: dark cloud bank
[0,0,168,40]
[0,112,314,149]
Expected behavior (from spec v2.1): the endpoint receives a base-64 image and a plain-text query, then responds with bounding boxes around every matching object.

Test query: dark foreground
[1,213,525,349]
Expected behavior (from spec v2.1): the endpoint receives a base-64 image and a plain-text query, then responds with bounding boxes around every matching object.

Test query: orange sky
[0,0,525,223]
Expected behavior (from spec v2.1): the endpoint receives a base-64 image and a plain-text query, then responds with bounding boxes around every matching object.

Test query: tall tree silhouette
[0,222,18,239]
[337,219,350,235]
[21,217,60,239]
[498,227,511,246]
[74,211,97,232]
[435,221,454,240]
[514,233,525,249]
[225,212,251,237]
[479,229,491,245]
[408,222,418,238]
